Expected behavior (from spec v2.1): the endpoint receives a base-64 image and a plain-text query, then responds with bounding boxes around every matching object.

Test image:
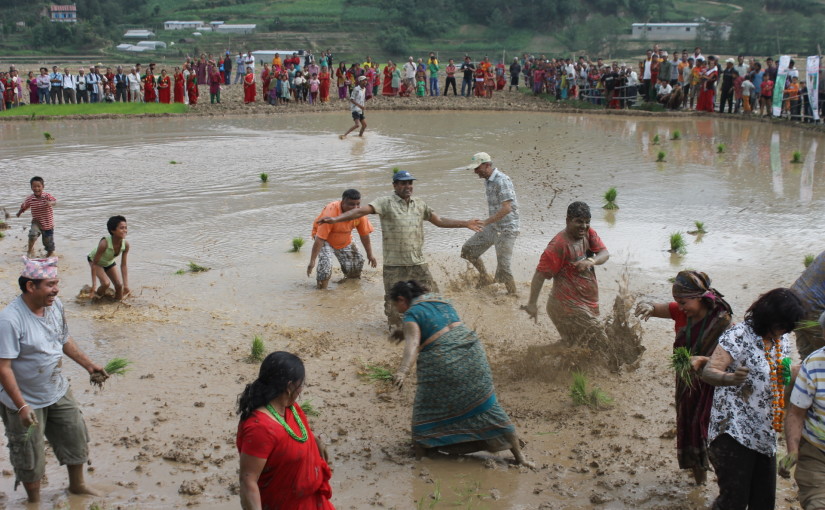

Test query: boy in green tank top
[87,215,130,300]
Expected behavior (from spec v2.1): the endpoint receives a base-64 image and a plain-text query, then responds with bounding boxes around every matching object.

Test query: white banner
[806,55,820,121]
[772,55,791,117]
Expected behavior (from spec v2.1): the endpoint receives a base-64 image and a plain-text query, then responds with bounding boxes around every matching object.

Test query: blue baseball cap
[392,170,416,182]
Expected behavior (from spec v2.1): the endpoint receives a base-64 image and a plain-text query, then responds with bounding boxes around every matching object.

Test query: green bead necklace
[266,404,308,443]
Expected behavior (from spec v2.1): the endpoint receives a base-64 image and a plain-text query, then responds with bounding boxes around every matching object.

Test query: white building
[137,40,167,49]
[164,21,203,30]
[216,24,256,35]
[124,29,155,39]
[116,44,149,52]
[631,22,731,41]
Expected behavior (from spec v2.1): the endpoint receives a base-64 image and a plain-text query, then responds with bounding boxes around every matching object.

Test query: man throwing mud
[522,201,610,347]
[308,188,377,289]
[0,257,108,503]
[318,170,482,330]
[791,250,825,359]
[460,152,520,294]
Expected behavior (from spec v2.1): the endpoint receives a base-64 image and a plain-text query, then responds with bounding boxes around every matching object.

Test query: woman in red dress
[143,72,157,102]
[474,67,486,97]
[186,66,199,106]
[318,66,331,102]
[237,352,334,510]
[243,68,256,104]
[157,70,171,104]
[173,67,185,103]
[27,71,39,104]
[382,61,394,96]
[696,57,718,112]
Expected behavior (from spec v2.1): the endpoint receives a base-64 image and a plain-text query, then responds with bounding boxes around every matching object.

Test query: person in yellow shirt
[271,54,282,68]
[308,189,377,289]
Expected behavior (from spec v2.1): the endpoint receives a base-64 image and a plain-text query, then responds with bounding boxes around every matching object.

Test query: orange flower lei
[764,338,785,433]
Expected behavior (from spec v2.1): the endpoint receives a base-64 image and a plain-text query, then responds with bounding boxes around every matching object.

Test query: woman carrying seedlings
[390,280,533,467]
[635,270,732,484]
[237,351,334,510]
[87,215,130,301]
[698,288,804,509]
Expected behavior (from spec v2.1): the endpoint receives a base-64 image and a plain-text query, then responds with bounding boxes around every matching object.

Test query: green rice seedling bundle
[291,237,305,252]
[603,187,619,210]
[669,232,687,255]
[656,151,666,162]
[249,335,265,363]
[260,172,269,182]
[671,347,693,388]
[358,363,393,381]
[188,261,210,272]
[791,151,803,163]
[804,254,815,268]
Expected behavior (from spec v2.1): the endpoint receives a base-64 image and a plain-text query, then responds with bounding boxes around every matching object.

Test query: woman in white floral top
[698,288,804,510]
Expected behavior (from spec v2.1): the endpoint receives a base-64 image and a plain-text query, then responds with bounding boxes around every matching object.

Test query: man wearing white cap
[719,58,737,113]
[340,75,368,139]
[0,257,107,502]
[461,152,520,294]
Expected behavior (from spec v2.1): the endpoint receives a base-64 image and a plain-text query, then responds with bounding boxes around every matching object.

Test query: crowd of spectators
[1,44,822,122]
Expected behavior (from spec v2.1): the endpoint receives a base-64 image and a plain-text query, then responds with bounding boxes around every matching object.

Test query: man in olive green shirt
[318,170,482,329]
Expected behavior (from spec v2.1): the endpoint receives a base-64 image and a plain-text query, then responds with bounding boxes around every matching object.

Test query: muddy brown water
[0,111,822,509]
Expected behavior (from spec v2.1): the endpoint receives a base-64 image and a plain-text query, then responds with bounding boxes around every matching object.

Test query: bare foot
[68,483,102,497]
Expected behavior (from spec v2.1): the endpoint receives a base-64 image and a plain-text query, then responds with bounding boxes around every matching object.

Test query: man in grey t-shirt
[461,152,520,295]
[0,257,107,503]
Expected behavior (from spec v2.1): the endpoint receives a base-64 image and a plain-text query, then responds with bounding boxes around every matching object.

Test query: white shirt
[403,61,416,79]
[627,71,639,86]
[658,83,672,96]
[350,85,365,113]
[128,73,141,90]
[245,54,255,71]
[62,74,76,89]
[643,59,652,80]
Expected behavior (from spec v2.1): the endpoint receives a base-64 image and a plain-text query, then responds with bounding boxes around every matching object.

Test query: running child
[16,176,56,258]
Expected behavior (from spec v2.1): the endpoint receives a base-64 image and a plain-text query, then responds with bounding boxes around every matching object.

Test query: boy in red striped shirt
[16,177,56,258]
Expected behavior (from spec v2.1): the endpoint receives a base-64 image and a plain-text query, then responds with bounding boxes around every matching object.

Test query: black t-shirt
[510,63,522,75]
[602,71,619,91]
[721,67,736,89]
[460,62,475,80]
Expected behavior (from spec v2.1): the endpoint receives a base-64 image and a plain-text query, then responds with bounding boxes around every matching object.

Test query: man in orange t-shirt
[308,189,377,289]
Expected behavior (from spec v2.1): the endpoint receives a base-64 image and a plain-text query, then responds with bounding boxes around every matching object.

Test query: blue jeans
[429,77,439,96]
[234,71,244,84]
[38,88,50,104]
[461,78,472,96]
[90,92,98,103]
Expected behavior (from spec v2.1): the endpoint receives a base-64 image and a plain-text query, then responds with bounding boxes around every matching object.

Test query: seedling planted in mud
[43,132,53,141]
[358,363,393,381]
[249,335,266,363]
[603,187,619,210]
[656,151,666,162]
[260,172,269,183]
[169,160,178,165]
[416,480,442,510]
[300,399,320,417]
[570,372,612,409]
[671,347,694,389]
[791,151,803,164]
[669,232,687,255]
[187,261,210,273]
[804,254,815,268]
[671,130,681,140]
[688,221,707,235]
[291,237,305,252]
[652,134,660,145]
[175,269,186,275]
[717,143,725,153]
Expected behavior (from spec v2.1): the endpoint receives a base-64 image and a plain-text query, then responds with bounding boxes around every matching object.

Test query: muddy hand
[467,219,484,232]
[393,372,406,390]
[520,304,538,323]
[19,406,37,429]
[690,355,710,372]
[778,452,797,478]
[730,366,750,385]
[634,302,654,321]
[316,216,335,225]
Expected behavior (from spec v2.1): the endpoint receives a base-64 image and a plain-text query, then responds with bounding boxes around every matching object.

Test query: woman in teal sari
[390,280,532,466]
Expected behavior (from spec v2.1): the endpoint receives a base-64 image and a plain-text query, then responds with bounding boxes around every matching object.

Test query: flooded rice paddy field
[0,111,822,509]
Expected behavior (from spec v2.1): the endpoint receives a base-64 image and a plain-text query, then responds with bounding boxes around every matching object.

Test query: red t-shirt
[536,228,606,315]
[237,405,334,510]
[668,301,688,333]
[20,192,56,230]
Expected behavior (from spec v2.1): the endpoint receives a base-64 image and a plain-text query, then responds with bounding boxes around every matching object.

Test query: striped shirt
[791,347,825,452]
[20,192,56,230]
[485,168,519,232]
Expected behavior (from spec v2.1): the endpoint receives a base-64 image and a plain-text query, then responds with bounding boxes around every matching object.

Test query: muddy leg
[505,431,535,468]
[22,480,40,503]
[67,464,100,497]
[460,230,494,286]
[414,444,429,460]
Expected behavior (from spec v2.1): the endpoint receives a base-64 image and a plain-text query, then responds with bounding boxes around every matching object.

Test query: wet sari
[673,301,731,471]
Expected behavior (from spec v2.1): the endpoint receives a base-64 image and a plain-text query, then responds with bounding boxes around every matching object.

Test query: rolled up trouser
[316,241,364,282]
[796,437,825,510]
[460,227,518,290]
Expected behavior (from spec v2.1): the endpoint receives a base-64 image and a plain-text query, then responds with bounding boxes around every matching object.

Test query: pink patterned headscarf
[21,257,59,279]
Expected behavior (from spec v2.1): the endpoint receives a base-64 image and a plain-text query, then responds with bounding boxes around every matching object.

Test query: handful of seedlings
[570,372,612,409]
[91,358,131,388]
[671,346,694,389]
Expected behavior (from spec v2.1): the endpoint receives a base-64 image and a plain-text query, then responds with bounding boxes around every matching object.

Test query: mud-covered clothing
[536,228,606,315]
[316,242,364,282]
[382,264,439,328]
[483,169,519,232]
[19,192,56,231]
[796,437,825,510]
[403,293,460,341]
[461,229,518,289]
[236,405,334,510]
[369,195,432,266]
[708,322,790,457]
[791,347,825,452]
[0,296,69,410]
[708,432,776,510]
[791,252,825,358]
[0,390,88,484]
